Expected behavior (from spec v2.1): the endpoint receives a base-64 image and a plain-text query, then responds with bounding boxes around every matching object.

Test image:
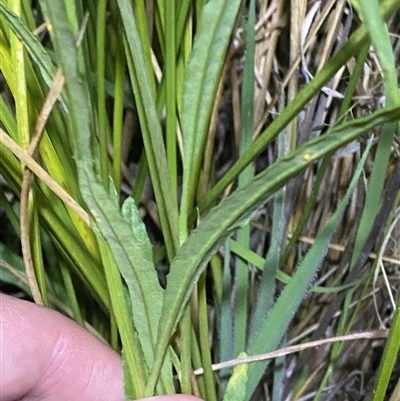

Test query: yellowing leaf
[223,352,249,401]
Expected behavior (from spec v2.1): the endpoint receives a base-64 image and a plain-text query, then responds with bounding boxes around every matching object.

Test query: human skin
[0,294,202,401]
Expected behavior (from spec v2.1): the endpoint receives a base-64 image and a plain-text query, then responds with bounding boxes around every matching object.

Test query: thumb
[0,294,204,401]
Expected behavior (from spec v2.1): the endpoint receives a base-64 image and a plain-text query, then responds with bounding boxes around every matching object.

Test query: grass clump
[1,0,399,400]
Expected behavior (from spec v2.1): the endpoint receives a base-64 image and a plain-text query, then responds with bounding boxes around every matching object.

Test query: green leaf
[0,4,57,91]
[230,239,358,294]
[121,197,153,262]
[223,352,249,401]
[350,0,400,267]
[179,0,242,233]
[94,229,146,399]
[39,0,94,164]
[243,138,374,399]
[0,243,31,294]
[372,305,400,400]
[234,0,256,356]
[145,106,400,394]
[83,180,174,395]
[116,0,179,259]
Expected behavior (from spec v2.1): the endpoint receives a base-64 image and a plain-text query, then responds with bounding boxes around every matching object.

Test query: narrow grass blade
[220,238,234,388]
[230,239,359,294]
[39,0,94,164]
[235,0,256,355]
[272,345,286,401]
[198,273,217,401]
[250,93,287,342]
[372,304,400,400]
[96,0,110,190]
[0,4,57,90]
[243,138,374,400]
[94,230,146,399]
[112,41,126,194]
[116,0,179,258]
[164,0,177,193]
[359,0,400,107]
[350,0,400,267]
[179,0,242,235]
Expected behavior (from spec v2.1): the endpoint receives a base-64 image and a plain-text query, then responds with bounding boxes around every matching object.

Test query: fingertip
[0,294,125,401]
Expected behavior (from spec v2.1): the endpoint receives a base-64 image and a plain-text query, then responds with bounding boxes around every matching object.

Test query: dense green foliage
[1,1,399,400]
